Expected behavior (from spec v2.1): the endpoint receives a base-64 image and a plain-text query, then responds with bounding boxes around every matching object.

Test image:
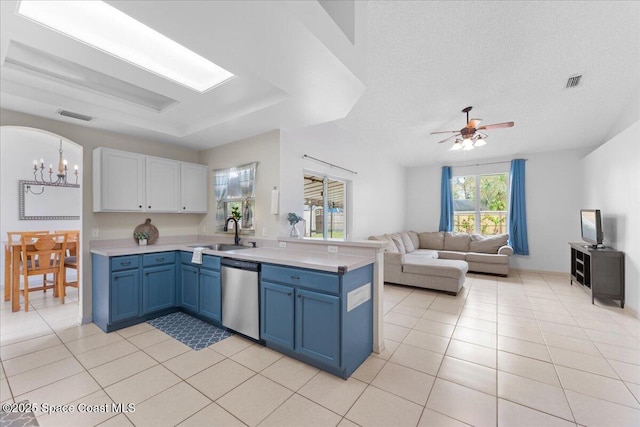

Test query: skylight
[17,0,234,93]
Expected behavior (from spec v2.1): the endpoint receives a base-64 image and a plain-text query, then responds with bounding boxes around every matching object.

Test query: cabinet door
[180,163,208,213]
[180,264,199,312]
[95,148,144,212]
[110,269,140,323]
[260,281,295,350]
[295,289,340,368]
[146,157,180,212]
[199,268,221,322]
[142,264,176,314]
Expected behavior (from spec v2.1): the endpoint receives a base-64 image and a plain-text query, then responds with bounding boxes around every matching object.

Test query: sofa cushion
[437,251,467,261]
[390,233,406,254]
[418,232,444,250]
[466,252,509,265]
[469,234,509,254]
[403,259,469,280]
[443,232,471,251]
[407,231,420,251]
[368,235,399,253]
[400,232,415,253]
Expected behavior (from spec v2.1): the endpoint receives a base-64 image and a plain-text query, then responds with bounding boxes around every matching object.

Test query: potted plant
[134,231,150,246]
[287,212,303,238]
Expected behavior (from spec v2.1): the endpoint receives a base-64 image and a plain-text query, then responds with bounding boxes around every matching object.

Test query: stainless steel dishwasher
[221,258,260,340]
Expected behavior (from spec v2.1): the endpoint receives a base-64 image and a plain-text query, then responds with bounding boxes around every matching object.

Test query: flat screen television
[580,209,603,248]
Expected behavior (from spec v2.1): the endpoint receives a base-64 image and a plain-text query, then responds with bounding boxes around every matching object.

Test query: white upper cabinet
[93,148,144,212]
[145,156,180,212]
[180,163,208,213]
[93,148,208,214]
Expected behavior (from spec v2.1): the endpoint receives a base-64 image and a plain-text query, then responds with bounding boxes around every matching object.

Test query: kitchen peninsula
[91,238,385,378]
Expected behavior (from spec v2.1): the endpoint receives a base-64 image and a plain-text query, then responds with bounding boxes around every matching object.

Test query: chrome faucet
[223,217,241,246]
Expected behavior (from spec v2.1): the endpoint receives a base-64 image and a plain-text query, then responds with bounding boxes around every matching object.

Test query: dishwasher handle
[220,258,261,272]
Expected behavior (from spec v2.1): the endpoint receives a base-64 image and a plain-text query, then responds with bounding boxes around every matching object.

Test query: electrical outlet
[92,228,99,238]
[328,245,338,253]
[202,225,207,234]
[279,242,287,248]
[262,227,267,237]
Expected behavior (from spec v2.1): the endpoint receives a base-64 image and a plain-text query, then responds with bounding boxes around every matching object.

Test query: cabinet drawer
[111,255,140,271]
[180,251,220,270]
[262,264,339,294]
[143,251,176,267]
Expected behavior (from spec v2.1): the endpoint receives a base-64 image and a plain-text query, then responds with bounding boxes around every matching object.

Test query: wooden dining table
[3,238,77,312]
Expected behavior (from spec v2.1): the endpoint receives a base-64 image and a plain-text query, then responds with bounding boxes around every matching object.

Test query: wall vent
[57,110,93,121]
[566,75,583,88]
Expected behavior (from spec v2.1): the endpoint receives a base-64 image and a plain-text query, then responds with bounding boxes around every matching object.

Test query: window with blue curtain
[439,166,454,232]
[508,159,529,255]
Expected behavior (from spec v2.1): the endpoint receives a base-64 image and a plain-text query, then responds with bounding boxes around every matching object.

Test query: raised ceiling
[1,1,639,167]
[1,0,366,150]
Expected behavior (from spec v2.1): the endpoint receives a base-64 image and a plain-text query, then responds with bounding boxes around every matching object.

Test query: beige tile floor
[1,272,639,426]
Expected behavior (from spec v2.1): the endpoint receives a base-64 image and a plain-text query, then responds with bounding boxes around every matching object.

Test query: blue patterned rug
[148,312,232,350]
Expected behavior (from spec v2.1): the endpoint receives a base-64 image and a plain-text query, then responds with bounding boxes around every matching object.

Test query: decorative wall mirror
[19,180,81,220]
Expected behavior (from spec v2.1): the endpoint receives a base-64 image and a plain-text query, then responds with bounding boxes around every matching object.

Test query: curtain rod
[303,154,358,175]
[455,159,528,167]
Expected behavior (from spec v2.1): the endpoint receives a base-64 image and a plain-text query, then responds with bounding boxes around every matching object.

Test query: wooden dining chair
[19,232,68,311]
[7,231,55,295]
[54,230,80,302]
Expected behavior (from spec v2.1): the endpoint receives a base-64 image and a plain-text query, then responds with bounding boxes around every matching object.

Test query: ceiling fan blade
[436,134,460,144]
[430,130,459,135]
[477,121,514,130]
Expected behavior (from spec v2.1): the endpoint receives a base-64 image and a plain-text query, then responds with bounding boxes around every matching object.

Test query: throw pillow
[368,235,399,253]
[443,232,471,251]
[390,233,407,254]
[418,232,445,250]
[407,231,420,251]
[400,232,415,253]
[469,234,509,253]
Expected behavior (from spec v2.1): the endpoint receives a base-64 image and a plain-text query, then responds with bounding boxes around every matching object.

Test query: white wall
[280,122,405,239]
[198,130,281,239]
[0,127,82,287]
[405,147,592,272]
[582,120,639,316]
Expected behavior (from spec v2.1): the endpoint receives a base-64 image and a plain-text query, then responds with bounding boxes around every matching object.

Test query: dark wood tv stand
[569,243,625,308]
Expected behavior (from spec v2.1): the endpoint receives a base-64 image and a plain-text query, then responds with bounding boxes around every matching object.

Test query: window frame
[452,171,509,235]
[303,170,348,241]
[213,162,257,235]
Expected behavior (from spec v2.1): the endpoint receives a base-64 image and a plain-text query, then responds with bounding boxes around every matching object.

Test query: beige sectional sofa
[369,231,513,295]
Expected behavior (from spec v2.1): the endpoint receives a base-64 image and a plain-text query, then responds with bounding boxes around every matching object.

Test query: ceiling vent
[57,110,93,122]
[566,75,583,88]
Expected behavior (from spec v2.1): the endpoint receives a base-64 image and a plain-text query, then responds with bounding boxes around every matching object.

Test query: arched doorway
[0,126,83,323]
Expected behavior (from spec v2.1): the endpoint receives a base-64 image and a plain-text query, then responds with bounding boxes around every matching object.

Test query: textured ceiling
[337,1,640,166]
[1,1,638,167]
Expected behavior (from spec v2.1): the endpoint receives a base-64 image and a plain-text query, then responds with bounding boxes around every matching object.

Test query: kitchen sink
[187,244,250,251]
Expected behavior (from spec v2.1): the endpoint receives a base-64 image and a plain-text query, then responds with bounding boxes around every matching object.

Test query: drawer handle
[121,262,131,266]
[156,258,164,262]
[114,275,118,280]
[287,292,292,296]
[297,294,301,298]
[290,275,300,280]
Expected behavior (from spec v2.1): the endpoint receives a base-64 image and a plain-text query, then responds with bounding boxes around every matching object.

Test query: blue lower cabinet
[180,264,199,312]
[261,282,295,350]
[260,263,373,378]
[142,264,176,314]
[296,289,340,367]
[199,268,221,322]
[110,269,140,323]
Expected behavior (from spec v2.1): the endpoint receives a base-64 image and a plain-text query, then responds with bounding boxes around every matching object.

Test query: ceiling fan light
[474,138,486,147]
[451,140,463,151]
[462,138,473,148]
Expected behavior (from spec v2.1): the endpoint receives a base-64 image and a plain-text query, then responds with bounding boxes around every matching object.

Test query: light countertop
[91,243,374,273]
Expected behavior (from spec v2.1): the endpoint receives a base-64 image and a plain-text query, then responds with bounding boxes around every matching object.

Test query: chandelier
[26,140,79,195]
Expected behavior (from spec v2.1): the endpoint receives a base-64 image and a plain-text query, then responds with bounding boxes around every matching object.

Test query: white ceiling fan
[432,106,514,151]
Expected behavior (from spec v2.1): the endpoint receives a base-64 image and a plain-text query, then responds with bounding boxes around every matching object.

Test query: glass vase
[289,223,299,238]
